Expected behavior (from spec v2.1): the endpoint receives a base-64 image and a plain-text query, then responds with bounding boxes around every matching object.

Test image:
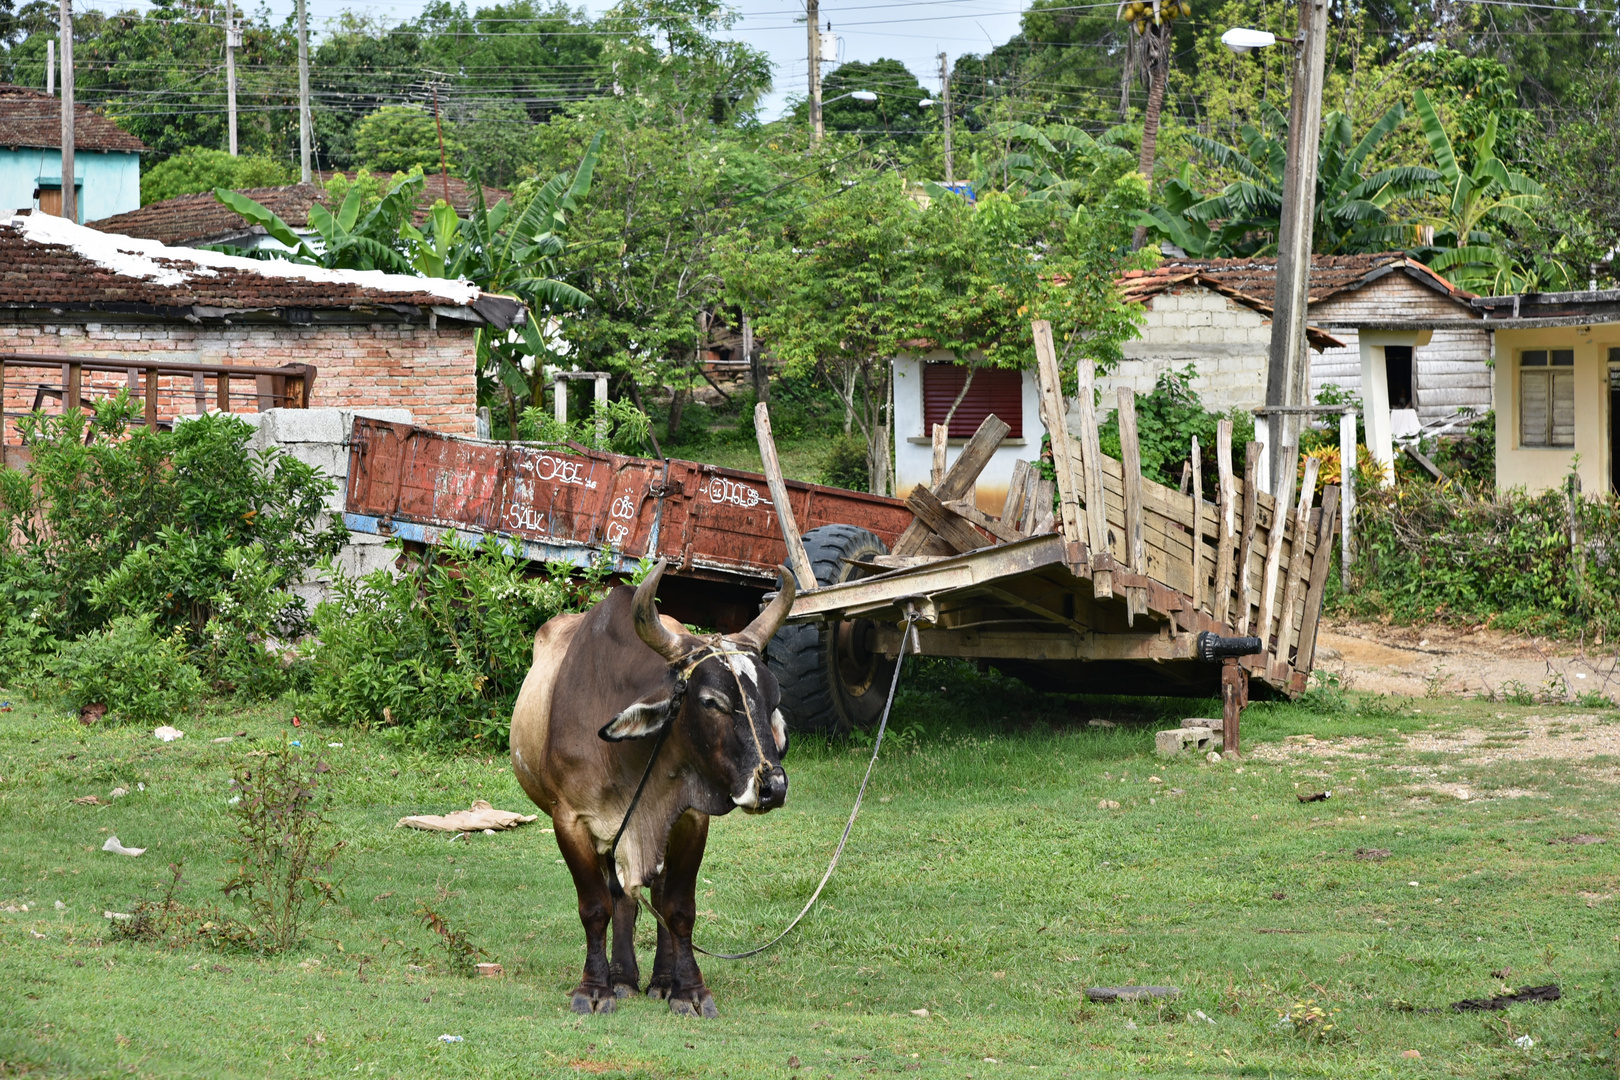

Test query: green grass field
[2,664,1617,1079]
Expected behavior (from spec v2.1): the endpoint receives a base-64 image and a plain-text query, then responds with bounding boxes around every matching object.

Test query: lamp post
[1226,3,1328,494]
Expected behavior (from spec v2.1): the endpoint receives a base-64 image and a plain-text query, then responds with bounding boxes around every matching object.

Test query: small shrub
[299,536,607,747]
[111,862,256,951]
[516,398,652,455]
[221,744,345,954]
[1276,999,1344,1041]
[1097,365,1254,494]
[415,905,488,976]
[51,614,203,723]
[820,432,870,491]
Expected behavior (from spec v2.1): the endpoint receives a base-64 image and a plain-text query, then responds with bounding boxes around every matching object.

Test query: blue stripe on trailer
[341,513,643,574]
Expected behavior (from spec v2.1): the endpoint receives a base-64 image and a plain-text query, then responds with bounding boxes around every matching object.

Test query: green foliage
[0,399,342,675]
[354,105,463,175]
[49,614,203,724]
[515,397,652,455]
[222,744,345,954]
[212,172,424,273]
[1343,477,1620,639]
[1097,366,1255,491]
[818,433,871,492]
[415,905,489,977]
[141,148,296,206]
[815,59,936,146]
[299,536,607,747]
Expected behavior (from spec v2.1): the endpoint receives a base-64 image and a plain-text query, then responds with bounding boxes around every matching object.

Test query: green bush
[1097,365,1254,494]
[819,432,871,491]
[51,614,204,723]
[298,537,607,747]
[141,148,296,206]
[0,396,343,691]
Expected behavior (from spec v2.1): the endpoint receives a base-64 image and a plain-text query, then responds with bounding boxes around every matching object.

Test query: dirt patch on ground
[1314,619,1620,703]
[1402,714,1620,763]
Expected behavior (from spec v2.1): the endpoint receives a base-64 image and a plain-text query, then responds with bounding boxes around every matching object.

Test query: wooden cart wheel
[766,524,896,735]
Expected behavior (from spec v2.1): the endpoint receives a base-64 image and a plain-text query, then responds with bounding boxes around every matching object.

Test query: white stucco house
[0,83,143,222]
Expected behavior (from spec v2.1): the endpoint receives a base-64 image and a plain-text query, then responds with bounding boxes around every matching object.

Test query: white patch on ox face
[770,708,787,753]
[723,652,758,689]
[732,771,761,811]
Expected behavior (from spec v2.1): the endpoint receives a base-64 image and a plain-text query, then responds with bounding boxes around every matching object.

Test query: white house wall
[1101,288,1274,414]
[892,353,1046,512]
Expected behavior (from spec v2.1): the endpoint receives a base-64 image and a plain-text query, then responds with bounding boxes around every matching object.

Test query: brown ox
[510,560,794,1017]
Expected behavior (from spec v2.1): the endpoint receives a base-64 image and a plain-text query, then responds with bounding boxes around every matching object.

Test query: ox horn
[632,559,685,662]
[731,566,797,653]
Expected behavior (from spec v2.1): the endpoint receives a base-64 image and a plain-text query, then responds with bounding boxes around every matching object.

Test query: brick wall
[0,313,479,437]
[1104,288,1274,414]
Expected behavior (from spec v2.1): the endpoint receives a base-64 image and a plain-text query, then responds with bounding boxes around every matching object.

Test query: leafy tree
[355,105,463,175]
[1138,101,1437,256]
[985,122,1134,212]
[141,148,296,206]
[1409,90,1563,293]
[814,59,935,146]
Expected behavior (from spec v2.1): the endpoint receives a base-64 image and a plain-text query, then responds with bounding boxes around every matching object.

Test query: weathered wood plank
[893,413,1011,556]
[1214,419,1236,626]
[1294,484,1341,673]
[754,402,817,591]
[1258,444,1299,648]
[1236,442,1260,635]
[1031,321,1087,551]
[1190,434,1203,614]
[906,485,990,554]
[1117,388,1148,621]
[1276,457,1320,664]
[944,497,1025,544]
[1074,358,1112,598]
[1030,478,1056,534]
[931,422,948,488]
[1002,458,1031,530]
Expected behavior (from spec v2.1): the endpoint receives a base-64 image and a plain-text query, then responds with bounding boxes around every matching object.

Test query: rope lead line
[669,609,920,960]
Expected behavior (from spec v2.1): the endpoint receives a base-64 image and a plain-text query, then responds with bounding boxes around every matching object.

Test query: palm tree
[1120,0,1185,249]
[1136,101,1438,256]
[984,122,1133,213]
[1409,90,1569,293]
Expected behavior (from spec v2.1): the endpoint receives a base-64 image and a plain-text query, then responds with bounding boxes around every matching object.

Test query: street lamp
[1220,27,1277,54]
[823,90,878,105]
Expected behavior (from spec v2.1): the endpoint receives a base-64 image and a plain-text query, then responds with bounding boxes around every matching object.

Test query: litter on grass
[438,1035,463,1044]
[397,800,539,833]
[153,726,184,742]
[101,836,145,856]
[1515,1035,1535,1049]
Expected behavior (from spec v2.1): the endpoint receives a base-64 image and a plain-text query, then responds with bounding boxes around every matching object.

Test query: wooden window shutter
[1550,369,1574,447]
[1520,369,1549,447]
[922,364,1022,439]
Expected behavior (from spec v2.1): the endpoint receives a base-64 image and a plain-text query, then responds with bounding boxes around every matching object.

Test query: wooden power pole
[939,52,953,184]
[57,0,73,223]
[225,0,239,155]
[1263,0,1330,491]
[807,0,823,142]
[297,0,311,182]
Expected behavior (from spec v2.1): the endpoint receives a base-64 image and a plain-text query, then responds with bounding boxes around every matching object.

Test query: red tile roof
[0,84,146,153]
[1118,253,1473,307]
[1,211,522,327]
[90,175,512,249]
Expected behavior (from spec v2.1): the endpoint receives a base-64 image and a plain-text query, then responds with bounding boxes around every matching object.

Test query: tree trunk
[1130,25,1171,252]
[667,385,686,443]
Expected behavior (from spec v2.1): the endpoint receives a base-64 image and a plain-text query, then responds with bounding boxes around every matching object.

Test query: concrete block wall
[1102,289,1274,414]
[0,313,478,438]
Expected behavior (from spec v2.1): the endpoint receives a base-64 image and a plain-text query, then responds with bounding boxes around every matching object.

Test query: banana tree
[212,174,423,272]
[1136,102,1438,256]
[1409,90,1563,293]
[984,122,1133,213]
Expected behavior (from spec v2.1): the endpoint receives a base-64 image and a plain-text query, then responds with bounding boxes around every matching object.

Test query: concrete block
[1155,727,1225,757]
[262,407,346,444]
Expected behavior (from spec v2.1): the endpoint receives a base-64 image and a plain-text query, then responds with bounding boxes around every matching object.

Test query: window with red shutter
[921,364,1022,439]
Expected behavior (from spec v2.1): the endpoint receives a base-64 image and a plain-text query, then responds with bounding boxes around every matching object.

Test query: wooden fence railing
[0,354,317,442]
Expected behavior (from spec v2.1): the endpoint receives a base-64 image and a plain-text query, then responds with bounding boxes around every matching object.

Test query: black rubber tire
[767,524,897,735]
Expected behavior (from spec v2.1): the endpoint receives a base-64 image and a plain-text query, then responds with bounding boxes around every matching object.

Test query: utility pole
[225,0,239,155]
[57,0,74,223]
[431,84,450,205]
[46,38,53,96]
[938,51,953,183]
[1262,0,1329,492]
[297,0,311,183]
[807,0,823,142]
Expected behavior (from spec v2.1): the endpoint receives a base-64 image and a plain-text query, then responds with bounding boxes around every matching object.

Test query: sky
[74,0,1032,121]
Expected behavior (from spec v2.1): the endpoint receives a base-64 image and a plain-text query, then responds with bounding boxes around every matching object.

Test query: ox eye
[698,693,731,713]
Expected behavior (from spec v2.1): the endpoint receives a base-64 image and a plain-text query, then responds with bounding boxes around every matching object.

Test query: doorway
[1385,346,1415,410]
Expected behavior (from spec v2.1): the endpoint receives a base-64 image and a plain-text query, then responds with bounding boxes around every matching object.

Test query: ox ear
[599,691,673,742]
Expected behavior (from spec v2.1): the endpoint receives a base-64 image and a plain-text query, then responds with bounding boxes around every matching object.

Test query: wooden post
[1294,484,1340,673]
[1569,473,1584,614]
[1031,320,1087,551]
[1214,419,1236,625]
[1117,387,1146,621]
[1189,433,1203,614]
[1221,656,1247,759]
[1075,358,1111,598]
[144,367,158,430]
[1339,409,1356,589]
[1254,414,1271,494]
[0,355,6,445]
[553,375,568,426]
[216,373,230,412]
[931,423,948,488]
[594,374,609,446]
[1258,443,1299,647]
[892,413,1010,556]
[1275,456,1320,666]
[65,362,81,411]
[1001,458,1031,533]
[1236,442,1260,634]
[754,403,816,592]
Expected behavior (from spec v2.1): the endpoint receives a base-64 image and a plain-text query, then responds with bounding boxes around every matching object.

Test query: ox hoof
[570,990,617,1015]
[612,981,638,999]
[645,978,672,1001]
[669,992,718,1019]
